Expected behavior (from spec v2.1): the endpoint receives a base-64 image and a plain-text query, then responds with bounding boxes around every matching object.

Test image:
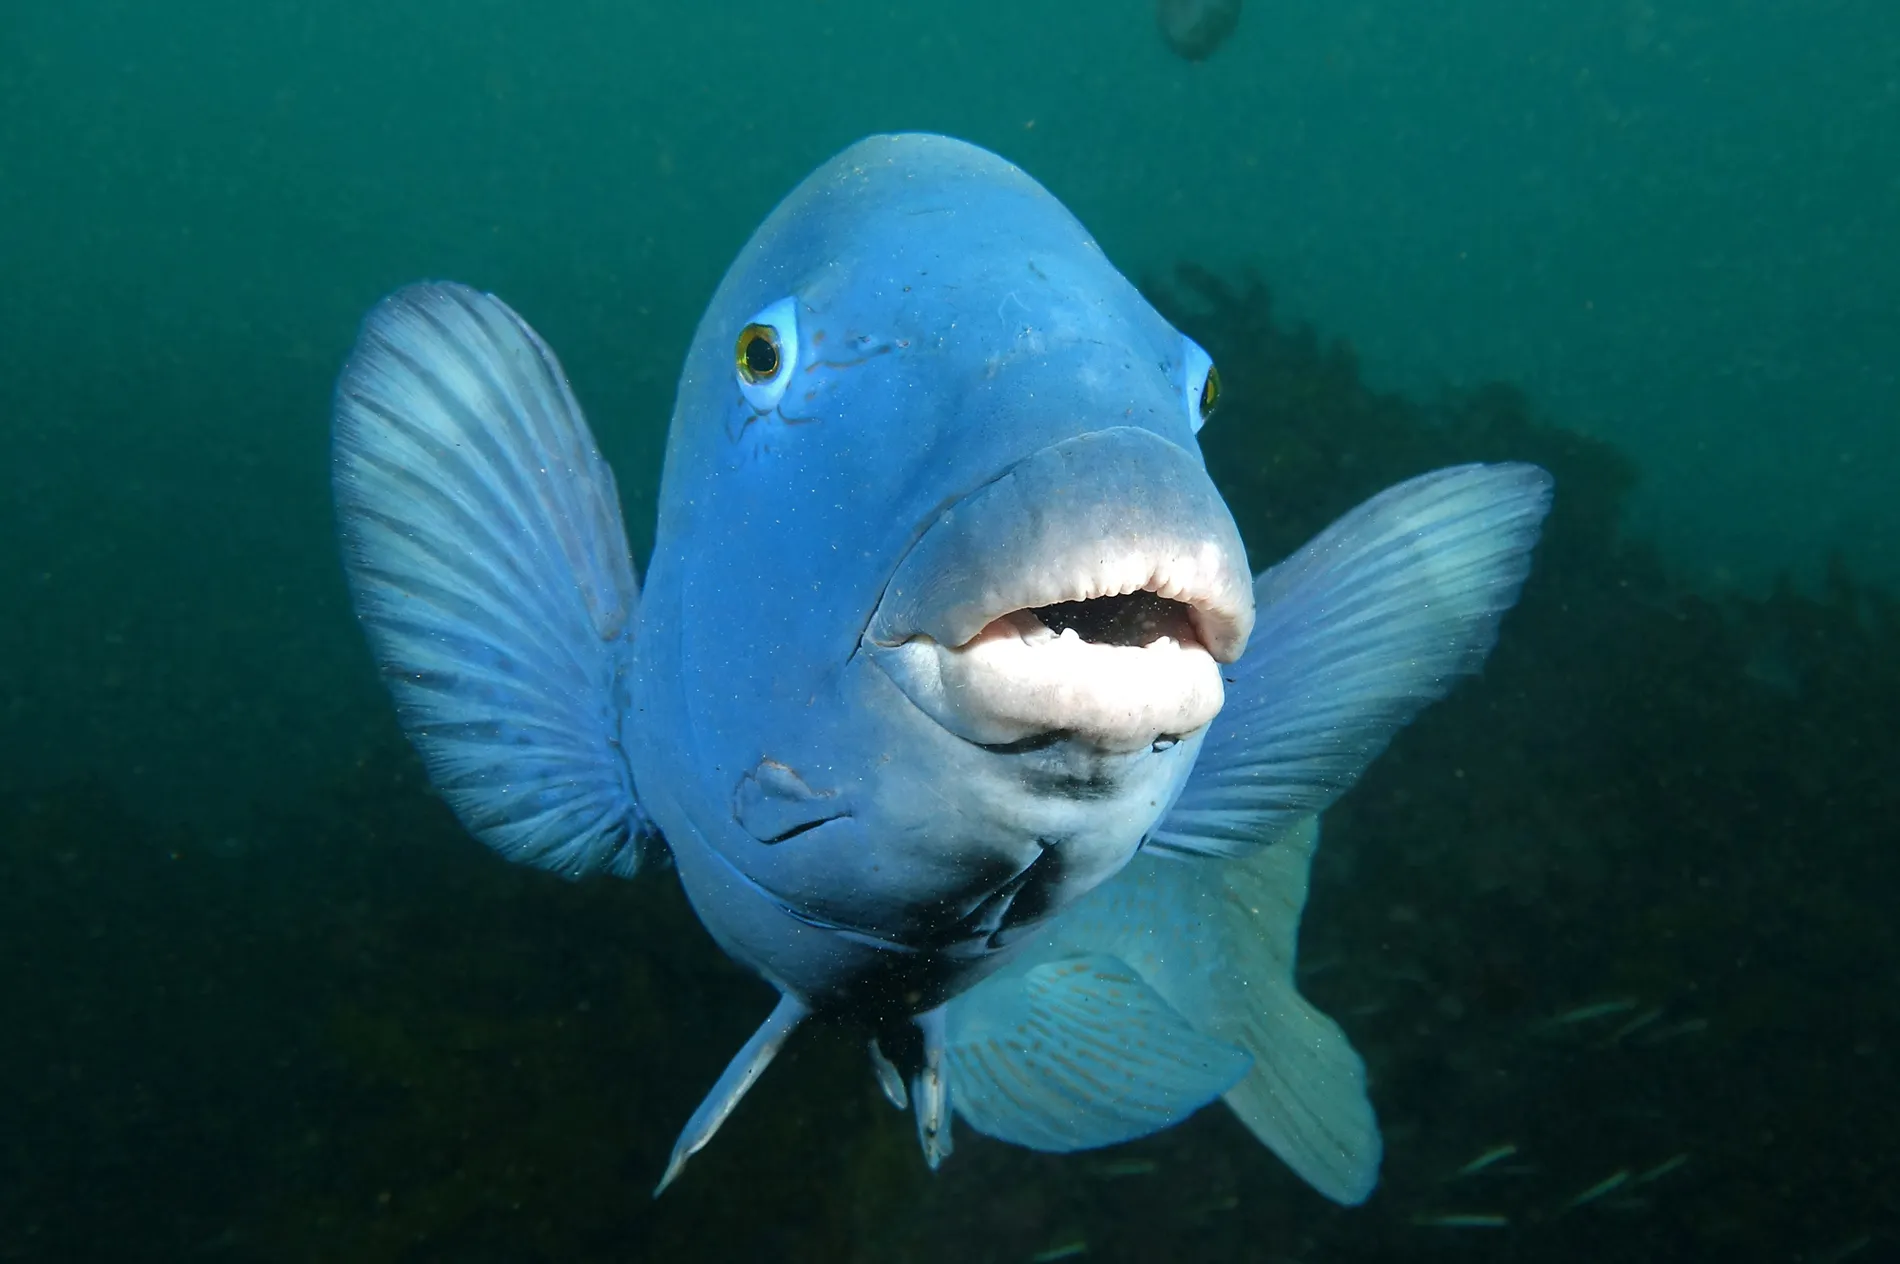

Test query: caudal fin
[999,825,1380,1204]
[1167,823,1383,1205]
[332,282,650,877]
[939,954,1250,1156]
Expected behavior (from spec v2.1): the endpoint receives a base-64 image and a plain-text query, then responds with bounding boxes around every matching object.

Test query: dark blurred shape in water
[1156,0,1242,61]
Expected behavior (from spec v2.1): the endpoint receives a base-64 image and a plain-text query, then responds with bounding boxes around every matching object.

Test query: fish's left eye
[1180,335,1219,434]
[734,296,799,411]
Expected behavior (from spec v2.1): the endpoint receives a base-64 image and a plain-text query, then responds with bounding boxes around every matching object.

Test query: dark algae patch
[3,268,1895,1262]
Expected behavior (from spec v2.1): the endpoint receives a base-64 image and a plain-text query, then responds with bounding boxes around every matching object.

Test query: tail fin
[939,954,1250,1156]
[1157,824,1382,1205]
[1011,825,1380,1204]
[332,282,650,877]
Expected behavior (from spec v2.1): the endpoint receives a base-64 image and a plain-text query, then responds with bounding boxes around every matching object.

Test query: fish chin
[872,609,1225,753]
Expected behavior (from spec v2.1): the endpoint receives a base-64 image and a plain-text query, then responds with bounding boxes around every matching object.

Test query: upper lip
[866,427,1254,662]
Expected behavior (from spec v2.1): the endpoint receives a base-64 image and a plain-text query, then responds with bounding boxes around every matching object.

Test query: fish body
[635,137,1247,1023]
[331,133,1553,1198]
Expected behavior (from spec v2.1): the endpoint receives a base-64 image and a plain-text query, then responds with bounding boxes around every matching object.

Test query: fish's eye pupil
[738,324,781,382]
[1199,364,1221,418]
[745,332,778,376]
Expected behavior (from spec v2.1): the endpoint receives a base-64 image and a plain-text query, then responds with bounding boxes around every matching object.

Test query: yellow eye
[734,297,800,412]
[737,323,782,383]
[1199,364,1221,421]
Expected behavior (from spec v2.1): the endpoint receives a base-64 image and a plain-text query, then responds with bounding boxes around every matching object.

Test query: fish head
[647,134,1252,1007]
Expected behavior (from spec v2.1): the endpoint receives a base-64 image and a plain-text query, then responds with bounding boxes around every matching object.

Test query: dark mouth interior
[1029,590,1196,648]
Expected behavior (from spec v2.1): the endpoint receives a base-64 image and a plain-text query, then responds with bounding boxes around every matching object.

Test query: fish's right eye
[734,296,799,412]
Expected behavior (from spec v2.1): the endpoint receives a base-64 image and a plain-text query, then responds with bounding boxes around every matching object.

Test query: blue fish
[331,133,1552,1201]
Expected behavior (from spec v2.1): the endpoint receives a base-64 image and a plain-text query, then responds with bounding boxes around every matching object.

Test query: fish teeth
[865,430,1256,662]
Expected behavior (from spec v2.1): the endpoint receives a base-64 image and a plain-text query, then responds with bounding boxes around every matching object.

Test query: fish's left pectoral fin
[332,282,652,879]
[655,992,809,1197]
[940,955,1250,1154]
[1152,462,1553,860]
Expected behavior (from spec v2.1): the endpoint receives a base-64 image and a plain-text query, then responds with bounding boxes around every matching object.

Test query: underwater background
[2,1,1895,1260]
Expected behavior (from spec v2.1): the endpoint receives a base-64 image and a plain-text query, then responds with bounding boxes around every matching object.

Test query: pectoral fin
[1152,462,1552,860]
[332,282,650,877]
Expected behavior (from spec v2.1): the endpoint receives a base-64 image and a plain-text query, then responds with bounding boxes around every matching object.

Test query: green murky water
[3,4,1895,1259]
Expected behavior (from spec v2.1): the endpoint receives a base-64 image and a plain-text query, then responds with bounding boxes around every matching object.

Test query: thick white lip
[865,428,1253,752]
[872,610,1227,751]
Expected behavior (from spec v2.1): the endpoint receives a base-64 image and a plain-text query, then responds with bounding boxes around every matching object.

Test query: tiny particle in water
[1451,1143,1519,1178]
[1296,954,1342,980]
[1186,1193,1240,1219]
[1089,1158,1159,1178]
[1634,1153,1690,1184]
[1600,1005,1665,1046]
[1637,1017,1709,1045]
[1412,1212,1509,1228]
[1030,1242,1088,1263]
[1564,1169,1631,1210]
[1538,997,1640,1029]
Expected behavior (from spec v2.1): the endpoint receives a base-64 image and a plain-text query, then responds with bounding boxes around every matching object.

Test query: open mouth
[865,428,1253,753]
[1032,589,1199,647]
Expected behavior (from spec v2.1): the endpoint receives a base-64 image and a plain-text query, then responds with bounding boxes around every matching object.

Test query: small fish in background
[329,133,1552,1198]
[1157,0,1243,61]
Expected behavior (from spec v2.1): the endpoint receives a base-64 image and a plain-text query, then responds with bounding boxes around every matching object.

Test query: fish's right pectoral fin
[1153,462,1553,860]
[940,954,1251,1153]
[332,282,652,878]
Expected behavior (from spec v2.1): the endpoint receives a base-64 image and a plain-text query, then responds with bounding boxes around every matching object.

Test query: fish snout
[865,428,1253,753]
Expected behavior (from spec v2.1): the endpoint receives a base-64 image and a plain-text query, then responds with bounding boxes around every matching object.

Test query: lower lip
[878,614,1227,753]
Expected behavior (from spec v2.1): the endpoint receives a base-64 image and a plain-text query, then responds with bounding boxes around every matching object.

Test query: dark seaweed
[2,266,1894,1262]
